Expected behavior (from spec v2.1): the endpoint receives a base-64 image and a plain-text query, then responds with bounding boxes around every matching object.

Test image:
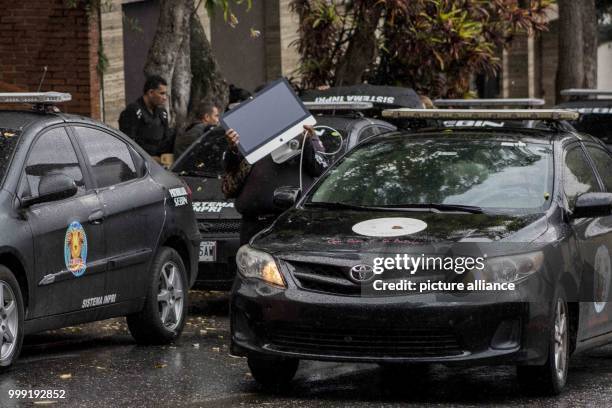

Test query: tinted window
[310,136,553,213]
[585,145,612,192]
[358,125,391,143]
[74,127,138,188]
[23,127,84,198]
[564,146,600,207]
[172,128,227,177]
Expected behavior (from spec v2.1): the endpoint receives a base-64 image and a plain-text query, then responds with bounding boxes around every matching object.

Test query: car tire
[247,353,299,390]
[0,266,24,370]
[517,288,569,395]
[127,247,188,345]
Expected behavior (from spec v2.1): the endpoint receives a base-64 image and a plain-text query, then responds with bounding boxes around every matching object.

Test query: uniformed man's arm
[118,104,140,141]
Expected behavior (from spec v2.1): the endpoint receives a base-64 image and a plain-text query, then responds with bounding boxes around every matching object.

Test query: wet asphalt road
[1,291,612,407]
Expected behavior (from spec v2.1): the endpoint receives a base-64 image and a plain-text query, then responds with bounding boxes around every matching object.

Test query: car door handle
[88,209,104,225]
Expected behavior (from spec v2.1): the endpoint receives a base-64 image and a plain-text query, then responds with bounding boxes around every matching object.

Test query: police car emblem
[349,264,374,283]
[64,221,88,277]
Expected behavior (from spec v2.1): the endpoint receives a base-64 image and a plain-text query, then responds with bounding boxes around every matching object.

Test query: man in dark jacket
[223,126,327,244]
[119,75,174,162]
[174,102,220,158]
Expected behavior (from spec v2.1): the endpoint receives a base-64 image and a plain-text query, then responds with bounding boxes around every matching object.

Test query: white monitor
[221,78,316,164]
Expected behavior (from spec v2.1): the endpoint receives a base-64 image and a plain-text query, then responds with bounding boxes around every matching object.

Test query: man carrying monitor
[222,125,326,245]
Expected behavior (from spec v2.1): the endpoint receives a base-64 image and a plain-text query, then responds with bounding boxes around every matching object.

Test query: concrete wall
[101,0,126,128]
[598,41,612,90]
[211,2,266,92]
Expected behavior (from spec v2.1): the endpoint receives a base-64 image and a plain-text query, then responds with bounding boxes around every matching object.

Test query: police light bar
[560,89,612,97]
[381,108,580,121]
[0,92,72,104]
[303,101,374,111]
[434,98,545,107]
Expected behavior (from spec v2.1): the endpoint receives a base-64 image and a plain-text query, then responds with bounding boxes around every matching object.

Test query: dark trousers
[240,215,278,245]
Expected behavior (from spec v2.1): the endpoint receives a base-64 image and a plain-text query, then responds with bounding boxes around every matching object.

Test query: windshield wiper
[380,203,484,214]
[303,201,379,211]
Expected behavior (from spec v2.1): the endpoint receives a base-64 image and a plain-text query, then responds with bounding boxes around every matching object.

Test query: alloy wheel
[157,261,184,331]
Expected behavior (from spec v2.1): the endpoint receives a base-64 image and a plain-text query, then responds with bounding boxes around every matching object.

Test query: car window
[357,125,391,143]
[73,126,138,188]
[172,128,227,177]
[564,146,600,208]
[22,127,84,199]
[309,136,553,213]
[585,145,612,192]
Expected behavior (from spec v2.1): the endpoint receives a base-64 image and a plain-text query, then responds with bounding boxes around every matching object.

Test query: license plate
[199,241,217,262]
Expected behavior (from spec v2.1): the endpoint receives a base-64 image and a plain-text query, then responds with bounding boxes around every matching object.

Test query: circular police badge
[64,221,88,277]
[593,245,611,314]
[352,217,427,237]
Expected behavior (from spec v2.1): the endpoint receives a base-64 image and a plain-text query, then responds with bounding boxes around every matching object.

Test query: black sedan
[231,108,612,395]
[0,93,199,368]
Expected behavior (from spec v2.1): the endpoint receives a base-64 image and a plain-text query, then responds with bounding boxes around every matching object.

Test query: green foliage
[202,0,252,25]
[292,0,552,98]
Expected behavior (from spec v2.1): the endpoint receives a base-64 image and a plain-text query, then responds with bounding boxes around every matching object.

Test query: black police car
[0,92,199,368]
[231,108,612,395]
[557,89,612,149]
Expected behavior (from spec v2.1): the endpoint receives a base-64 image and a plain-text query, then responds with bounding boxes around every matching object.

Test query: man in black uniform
[174,102,220,158]
[222,126,327,245]
[119,75,174,162]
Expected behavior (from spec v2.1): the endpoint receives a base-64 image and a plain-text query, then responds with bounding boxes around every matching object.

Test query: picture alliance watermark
[353,254,518,293]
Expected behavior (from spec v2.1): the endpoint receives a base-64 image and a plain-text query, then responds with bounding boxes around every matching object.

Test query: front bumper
[230,276,554,366]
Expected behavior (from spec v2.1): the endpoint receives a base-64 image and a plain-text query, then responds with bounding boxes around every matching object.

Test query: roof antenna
[37,66,48,92]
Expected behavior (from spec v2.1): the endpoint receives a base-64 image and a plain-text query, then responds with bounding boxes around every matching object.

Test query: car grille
[264,324,463,358]
[198,219,241,234]
[285,261,449,296]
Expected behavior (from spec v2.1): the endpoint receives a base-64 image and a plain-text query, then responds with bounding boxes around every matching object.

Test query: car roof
[0,110,64,131]
[0,109,122,135]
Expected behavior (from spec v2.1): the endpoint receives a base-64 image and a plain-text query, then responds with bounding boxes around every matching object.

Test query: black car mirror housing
[572,192,612,219]
[273,186,301,210]
[21,173,78,207]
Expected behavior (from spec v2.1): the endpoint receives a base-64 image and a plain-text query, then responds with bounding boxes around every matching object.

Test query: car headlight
[467,251,544,283]
[236,245,286,288]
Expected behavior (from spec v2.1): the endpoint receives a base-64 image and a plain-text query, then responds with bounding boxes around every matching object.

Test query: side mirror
[273,186,301,210]
[572,192,612,219]
[22,173,78,207]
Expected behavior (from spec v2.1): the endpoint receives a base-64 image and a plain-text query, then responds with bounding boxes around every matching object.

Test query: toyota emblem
[349,264,374,283]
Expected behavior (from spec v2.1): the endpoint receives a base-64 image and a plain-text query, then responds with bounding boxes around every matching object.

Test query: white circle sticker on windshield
[352,218,428,237]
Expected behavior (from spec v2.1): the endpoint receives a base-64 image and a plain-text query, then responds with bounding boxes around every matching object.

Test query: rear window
[0,128,21,185]
[172,128,227,177]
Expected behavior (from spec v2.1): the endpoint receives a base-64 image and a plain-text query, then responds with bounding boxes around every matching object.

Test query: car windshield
[0,128,21,185]
[308,135,554,214]
[172,128,227,177]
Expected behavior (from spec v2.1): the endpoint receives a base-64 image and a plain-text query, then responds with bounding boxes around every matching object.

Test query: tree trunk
[582,0,598,88]
[334,3,383,86]
[144,0,193,127]
[190,13,229,116]
[556,0,597,102]
[172,35,191,134]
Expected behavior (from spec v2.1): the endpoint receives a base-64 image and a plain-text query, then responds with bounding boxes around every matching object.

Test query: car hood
[180,175,241,220]
[253,208,549,256]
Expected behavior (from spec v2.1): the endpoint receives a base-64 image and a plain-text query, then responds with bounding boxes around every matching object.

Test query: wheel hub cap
[0,281,17,361]
[157,262,184,331]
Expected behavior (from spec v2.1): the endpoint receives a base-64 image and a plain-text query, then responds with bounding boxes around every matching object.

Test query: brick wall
[0,0,101,118]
